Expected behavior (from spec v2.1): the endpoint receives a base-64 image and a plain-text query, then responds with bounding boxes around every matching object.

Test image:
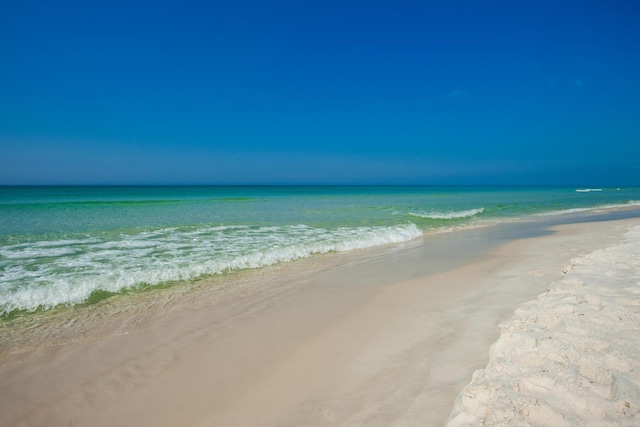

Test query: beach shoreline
[447,222,640,426]
[0,213,638,426]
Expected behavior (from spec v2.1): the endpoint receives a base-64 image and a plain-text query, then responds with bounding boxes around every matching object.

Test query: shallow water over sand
[1,209,637,426]
[2,185,639,315]
[3,206,638,355]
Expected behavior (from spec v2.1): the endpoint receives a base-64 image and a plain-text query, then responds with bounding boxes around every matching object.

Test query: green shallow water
[1,185,639,315]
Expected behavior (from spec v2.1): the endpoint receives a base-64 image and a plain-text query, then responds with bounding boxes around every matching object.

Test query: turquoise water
[1,186,639,315]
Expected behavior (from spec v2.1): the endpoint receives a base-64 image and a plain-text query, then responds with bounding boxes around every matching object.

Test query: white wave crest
[409,208,484,220]
[0,223,423,315]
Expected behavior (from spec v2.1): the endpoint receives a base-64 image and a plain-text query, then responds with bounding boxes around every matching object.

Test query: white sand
[447,225,640,426]
[1,217,638,427]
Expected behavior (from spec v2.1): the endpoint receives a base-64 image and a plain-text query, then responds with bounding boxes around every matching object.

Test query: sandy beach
[1,214,638,427]
[4,0,640,424]
[447,221,640,426]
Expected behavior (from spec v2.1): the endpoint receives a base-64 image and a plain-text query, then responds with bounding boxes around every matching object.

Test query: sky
[1,0,639,185]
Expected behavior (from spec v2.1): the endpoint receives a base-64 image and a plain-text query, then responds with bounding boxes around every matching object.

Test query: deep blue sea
[1,186,638,316]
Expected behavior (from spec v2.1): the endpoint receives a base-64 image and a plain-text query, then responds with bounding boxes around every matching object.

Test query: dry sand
[447,224,640,426]
[0,217,637,426]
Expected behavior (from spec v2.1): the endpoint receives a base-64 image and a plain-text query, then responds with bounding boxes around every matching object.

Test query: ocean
[1,185,639,316]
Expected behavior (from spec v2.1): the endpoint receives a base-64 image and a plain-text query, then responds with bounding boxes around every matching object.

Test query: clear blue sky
[1,0,639,185]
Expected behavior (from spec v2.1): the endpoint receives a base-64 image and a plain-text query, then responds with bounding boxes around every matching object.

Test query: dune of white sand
[448,225,640,426]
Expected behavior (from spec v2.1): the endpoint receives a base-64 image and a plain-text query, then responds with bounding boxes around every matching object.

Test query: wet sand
[0,214,638,426]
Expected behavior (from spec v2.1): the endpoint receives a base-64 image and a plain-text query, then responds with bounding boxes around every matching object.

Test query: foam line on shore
[447,225,640,426]
[0,223,424,315]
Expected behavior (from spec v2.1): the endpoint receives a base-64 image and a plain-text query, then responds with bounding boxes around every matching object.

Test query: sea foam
[0,223,423,315]
[409,208,484,220]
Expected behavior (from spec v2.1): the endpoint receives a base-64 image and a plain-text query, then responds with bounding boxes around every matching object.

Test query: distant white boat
[576,188,603,192]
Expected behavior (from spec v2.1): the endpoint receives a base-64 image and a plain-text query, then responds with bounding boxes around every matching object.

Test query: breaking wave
[0,223,423,315]
[409,208,485,220]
